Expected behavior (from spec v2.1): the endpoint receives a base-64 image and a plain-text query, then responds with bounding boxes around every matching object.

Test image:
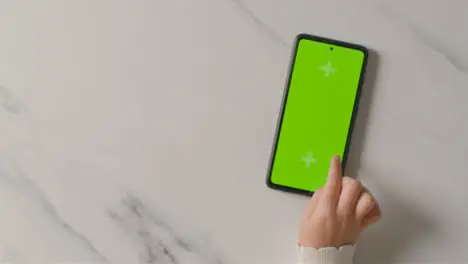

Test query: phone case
[266,33,368,196]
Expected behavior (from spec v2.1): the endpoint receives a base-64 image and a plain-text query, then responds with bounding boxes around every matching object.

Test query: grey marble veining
[227,0,289,47]
[1,0,468,263]
[108,195,224,264]
[378,4,468,74]
[0,86,24,114]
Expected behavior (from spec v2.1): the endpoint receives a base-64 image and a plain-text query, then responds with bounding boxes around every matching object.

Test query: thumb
[361,203,382,229]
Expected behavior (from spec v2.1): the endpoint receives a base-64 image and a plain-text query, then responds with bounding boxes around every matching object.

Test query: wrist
[297,245,354,264]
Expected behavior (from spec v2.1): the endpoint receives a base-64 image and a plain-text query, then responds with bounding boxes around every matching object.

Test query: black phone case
[265,33,369,196]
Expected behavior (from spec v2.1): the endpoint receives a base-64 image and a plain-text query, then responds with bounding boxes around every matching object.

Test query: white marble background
[0,1,467,263]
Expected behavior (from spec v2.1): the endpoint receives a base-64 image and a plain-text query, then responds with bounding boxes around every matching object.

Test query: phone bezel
[265,33,369,196]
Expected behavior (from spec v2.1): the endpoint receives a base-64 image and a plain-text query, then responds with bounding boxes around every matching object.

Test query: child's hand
[298,156,381,248]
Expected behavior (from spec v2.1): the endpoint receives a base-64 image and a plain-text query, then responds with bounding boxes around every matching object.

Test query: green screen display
[270,37,366,192]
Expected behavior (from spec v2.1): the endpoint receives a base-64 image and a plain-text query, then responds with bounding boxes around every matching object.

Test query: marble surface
[0,0,468,263]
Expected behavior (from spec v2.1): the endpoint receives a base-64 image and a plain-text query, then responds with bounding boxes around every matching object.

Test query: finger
[361,204,382,228]
[320,155,342,208]
[355,192,376,220]
[337,177,363,217]
[301,188,324,220]
[362,186,381,220]
[366,201,381,220]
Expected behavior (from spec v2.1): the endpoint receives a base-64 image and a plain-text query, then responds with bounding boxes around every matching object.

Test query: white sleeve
[297,245,355,264]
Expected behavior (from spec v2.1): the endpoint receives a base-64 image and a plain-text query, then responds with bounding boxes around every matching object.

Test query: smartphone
[266,34,368,195]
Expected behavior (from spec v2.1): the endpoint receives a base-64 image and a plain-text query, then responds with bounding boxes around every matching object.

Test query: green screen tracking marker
[266,34,368,195]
